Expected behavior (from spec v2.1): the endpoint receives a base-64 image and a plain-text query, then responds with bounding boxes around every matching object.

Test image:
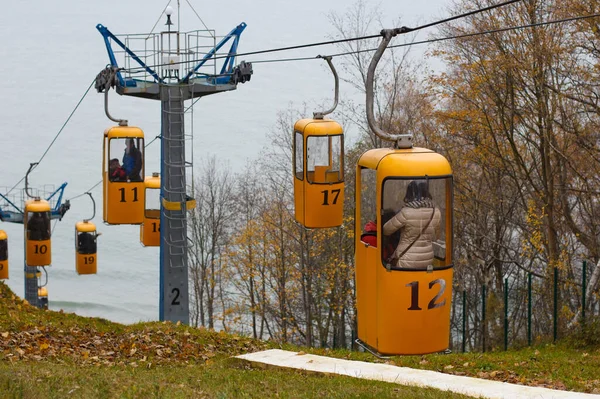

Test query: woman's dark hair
[404,180,432,202]
[404,181,420,202]
[418,182,432,200]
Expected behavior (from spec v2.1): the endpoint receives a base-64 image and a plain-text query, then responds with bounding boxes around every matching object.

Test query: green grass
[2,281,599,397]
[0,360,470,399]
[0,282,470,398]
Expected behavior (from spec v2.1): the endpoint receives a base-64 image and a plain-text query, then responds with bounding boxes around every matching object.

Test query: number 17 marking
[321,189,341,205]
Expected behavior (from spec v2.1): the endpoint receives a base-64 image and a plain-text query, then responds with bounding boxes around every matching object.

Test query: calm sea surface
[0,0,447,323]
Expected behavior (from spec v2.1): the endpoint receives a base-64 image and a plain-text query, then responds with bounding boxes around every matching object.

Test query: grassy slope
[1,281,599,397]
[0,282,467,399]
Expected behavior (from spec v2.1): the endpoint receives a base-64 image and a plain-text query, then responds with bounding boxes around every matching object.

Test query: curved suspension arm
[104,68,128,126]
[24,162,39,199]
[313,56,339,119]
[85,192,96,222]
[366,29,412,147]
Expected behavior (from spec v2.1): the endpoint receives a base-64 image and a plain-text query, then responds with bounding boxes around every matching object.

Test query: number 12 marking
[406,279,446,310]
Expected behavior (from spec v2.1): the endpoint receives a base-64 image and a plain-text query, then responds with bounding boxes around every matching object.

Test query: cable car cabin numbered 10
[24,199,52,267]
[0,230,8,279]
[140,174,160,247]
[75,221,98,275]
[103,126,145,225]
[355,148,454,356]
[293,119,344,228]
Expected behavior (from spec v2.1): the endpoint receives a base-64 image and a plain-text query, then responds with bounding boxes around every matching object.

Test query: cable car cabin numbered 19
[293,119,344,228]
[24,199,52,267]
[140,173,160,247]
[75,221,98,275]
[0,230,8,279]
[355,148,453,356]
[103,126,145,225]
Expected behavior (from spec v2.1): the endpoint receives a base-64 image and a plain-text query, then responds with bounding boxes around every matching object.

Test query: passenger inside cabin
[360,221,377,247]
[77,231,97,254]
[123,139,143,182]
[383,181,441,269]
[109,158,127,182]
[27,212,51,241]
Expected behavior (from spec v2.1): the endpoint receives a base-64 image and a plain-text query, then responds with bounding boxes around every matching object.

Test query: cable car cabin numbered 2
[355,148,453,356]
[0,230,8,279]
[293,119,344,228]
[24,199,52,267]
[140,174,160,247]
[103,126,145,224]
[75,221,98,275]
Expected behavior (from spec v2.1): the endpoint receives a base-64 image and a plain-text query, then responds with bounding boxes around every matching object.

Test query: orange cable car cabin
[140,173,160,247]
[0,230,8,279]
[293,119,344,228]
[355,147,453,355]
[24,199,52,267]
[75,221,98,275]
[103,126,145,225]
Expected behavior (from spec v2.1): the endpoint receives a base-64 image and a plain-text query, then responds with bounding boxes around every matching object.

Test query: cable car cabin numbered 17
[293,119,344,228]
[355,148,453,356]
[103,126,145,225]
[24,199,52,267]
[0,230,8,279]
[140,173,160,247]
[75,221,98,275]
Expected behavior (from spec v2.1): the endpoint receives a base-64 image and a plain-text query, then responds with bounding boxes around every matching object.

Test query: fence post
[527,272,532,346]
[482,284,487,353]
[462,290,467,353]
[553,267,558,342]
[582,260,587,328]
[504,278,508,351]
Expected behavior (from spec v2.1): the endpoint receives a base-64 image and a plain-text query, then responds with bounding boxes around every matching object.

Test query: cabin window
[27,212,51,241]
[145,187,161,218]
[294,132,303,180]
[108,137,144,182]
[381,177,453,269]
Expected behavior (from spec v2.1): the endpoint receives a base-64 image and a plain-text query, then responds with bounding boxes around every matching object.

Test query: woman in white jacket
[383,181,441,269]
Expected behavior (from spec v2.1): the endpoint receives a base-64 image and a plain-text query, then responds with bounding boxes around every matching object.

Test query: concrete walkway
[236,349,600,399]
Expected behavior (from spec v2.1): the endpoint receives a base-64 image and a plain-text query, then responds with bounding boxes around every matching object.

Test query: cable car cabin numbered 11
[355,148,454,356]
[293,119,344,228]
[103,126,145,225]
[140,173,160,247]
[0,230,8,279]
[24,199,52,267]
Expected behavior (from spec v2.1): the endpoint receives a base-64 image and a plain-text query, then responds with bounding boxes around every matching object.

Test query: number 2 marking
[171,288,180,305]
[405,279,447,311]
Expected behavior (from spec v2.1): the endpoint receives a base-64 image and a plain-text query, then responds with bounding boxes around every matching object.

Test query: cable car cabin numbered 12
[0,230,8,279]
[75,221,98,275]
[293,119,344,228]
[24,199,52,267]
[355,148,453,356]
[103,126,145,225]
[140,173,160,247]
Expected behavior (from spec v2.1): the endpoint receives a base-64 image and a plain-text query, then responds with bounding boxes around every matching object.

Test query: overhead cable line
[326,12,600,59]
[2,79,95,198]
[157,12,600,74]
[125,0,523,73]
